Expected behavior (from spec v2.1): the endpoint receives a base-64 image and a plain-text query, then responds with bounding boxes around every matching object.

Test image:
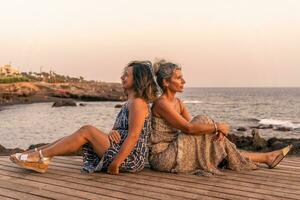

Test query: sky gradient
[1,0,300,87]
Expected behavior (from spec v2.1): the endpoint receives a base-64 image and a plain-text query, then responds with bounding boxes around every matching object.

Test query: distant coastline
[0,81,126,107]
[0,67,127,107]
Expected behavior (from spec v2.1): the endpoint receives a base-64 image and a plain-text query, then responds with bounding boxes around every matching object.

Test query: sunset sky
[1,0,300,87]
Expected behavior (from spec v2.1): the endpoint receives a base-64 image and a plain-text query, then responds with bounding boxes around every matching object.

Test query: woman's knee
[191,115,214,124]
[78,125,96,139]
[80,125,95,131]
[79,125,105,140]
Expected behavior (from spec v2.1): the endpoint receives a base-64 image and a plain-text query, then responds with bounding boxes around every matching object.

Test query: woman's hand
[213,132,225,141]
[107,161,120,175]
[216,122,230,136]
[108,130,121,144]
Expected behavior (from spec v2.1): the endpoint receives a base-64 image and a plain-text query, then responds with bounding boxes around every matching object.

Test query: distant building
[0,64,20,76]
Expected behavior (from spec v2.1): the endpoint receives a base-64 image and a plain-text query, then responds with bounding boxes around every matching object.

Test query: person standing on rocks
[10,60,159,175]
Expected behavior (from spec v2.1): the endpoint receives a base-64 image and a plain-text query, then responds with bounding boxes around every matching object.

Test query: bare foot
[266,145,292,168]
[266,149,282,167]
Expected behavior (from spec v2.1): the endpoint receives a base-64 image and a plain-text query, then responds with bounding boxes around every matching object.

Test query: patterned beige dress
[149,115,258,176]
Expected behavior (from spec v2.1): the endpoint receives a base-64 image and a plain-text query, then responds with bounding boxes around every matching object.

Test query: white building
[0,64,20,76]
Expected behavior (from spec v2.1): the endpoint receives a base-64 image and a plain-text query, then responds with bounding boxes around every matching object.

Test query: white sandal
[10,150,51,173]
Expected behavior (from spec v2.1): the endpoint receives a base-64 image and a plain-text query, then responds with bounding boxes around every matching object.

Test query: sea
[0,87,299,149]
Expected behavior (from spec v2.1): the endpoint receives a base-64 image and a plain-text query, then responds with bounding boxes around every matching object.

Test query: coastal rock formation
[274,126,293,131]
[114,104,123,108]
[0,144,24,156]
[0,82,126,106]
[48,82,126,101]
[0,144,5,152]
[237,127,247,132]
[251,129,268,150]
[227,129,300,155]
[52,100,77,107]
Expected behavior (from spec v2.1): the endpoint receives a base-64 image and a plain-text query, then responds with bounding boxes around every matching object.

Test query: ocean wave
[206,101,245,105]
[243,117,260,122]
[259,119,300,130]
[183,100,203,104]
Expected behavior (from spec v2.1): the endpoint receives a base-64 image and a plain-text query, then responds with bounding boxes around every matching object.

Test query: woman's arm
[178,99,192,122]
[155,99,229,135]
[108,98,148,174]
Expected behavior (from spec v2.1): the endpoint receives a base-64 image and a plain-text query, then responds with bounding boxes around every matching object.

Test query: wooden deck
[0,156,299,200]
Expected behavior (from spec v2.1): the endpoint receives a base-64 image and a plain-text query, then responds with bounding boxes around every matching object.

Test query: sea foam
[183,100,203,104]
[259,119,300,130]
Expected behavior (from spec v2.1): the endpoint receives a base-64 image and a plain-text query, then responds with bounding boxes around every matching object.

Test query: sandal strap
[19,154,29,161]
[39,150,51,162]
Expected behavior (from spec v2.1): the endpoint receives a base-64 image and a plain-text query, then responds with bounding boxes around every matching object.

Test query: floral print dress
[82,102,151,173]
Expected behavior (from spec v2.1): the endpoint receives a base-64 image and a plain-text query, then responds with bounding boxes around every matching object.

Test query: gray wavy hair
[153,59,181,91]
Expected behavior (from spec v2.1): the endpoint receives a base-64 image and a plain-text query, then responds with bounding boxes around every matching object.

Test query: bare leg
[240,149,282,166]
[23,137,65,154]
[25,125,110,161]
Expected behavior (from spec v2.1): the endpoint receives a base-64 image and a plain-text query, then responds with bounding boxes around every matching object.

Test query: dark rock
[227,134,253,150]
[229,134,300,155]
[27,143,49,150]
[79,103,86,106]
[237,127,247,132]
[257,124,273,129]
[267,137,278,146]
[251,129,268,150]
[0,147,24,156]
[8,148,24,154]
[52,100,77,107]
[275,126,293,131]
[270,141,286,150]
[0,144,6,152]
[114,104,123,108]
[1,82,127,107]
[291,141,300,149]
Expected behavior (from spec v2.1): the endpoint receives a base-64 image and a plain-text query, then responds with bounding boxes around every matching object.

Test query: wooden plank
[2,156,300,200]
[135,171,300,199]
[0,161,224,200]
[0,179,86,200]
[0,161,272,200]
[25,161,248,200]
[215,170,300,189]
[0,162,186,200]
[45,159,300,195]
[55,157,300,186]
[0,187,50,200]
[17,157,300,199]
[226,168,300,182]
[0,165,150,200]
[0,174,115,200]
[0,194,18,200]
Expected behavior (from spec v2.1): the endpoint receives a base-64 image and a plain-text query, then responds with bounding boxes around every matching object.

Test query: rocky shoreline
[1,130,300,156]
[0,81,126,107]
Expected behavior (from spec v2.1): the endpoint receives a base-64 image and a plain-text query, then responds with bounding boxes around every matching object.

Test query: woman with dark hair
[149,59,292,175]
[10,60,158,175]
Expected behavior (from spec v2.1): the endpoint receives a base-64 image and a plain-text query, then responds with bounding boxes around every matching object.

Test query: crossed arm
[153,98,229,135]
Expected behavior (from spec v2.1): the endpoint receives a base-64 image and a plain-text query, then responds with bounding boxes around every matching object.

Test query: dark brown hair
[126,60,159,102]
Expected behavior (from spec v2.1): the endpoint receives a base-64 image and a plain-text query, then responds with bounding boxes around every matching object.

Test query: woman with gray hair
[149,59,292,175]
